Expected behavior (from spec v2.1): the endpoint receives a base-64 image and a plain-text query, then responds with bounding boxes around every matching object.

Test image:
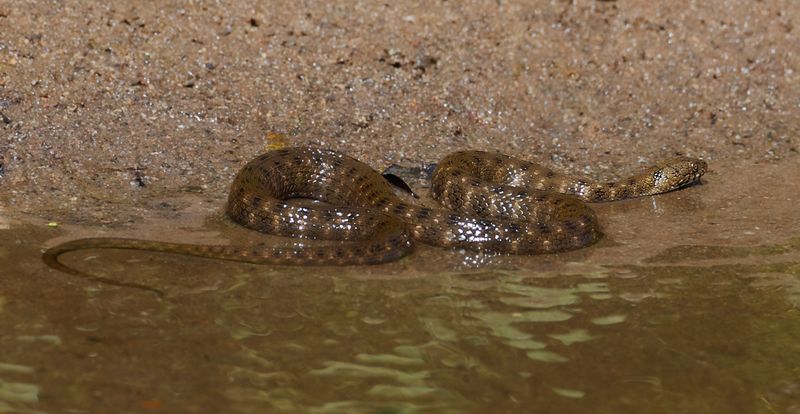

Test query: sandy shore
[1,0,798,224]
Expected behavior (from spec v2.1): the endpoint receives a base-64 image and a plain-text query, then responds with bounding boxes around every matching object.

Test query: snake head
[649,157,708,193]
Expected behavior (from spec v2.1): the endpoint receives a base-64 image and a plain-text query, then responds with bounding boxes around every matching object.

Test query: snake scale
[43,146,707,282]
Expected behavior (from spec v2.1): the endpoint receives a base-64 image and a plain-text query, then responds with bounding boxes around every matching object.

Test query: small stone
[414,55,438,71]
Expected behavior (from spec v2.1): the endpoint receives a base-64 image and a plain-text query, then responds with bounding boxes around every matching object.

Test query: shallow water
[2,161,799,413]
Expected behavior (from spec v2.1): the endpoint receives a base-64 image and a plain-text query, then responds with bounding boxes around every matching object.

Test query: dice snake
[43,146,707,291]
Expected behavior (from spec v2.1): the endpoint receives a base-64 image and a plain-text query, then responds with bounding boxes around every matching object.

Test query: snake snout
[653,157,708,191]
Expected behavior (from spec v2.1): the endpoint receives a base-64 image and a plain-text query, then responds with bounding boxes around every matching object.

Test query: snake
[43,146,706,293]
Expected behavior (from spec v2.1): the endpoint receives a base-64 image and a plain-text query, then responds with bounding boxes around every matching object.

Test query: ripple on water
[0,362,39,411]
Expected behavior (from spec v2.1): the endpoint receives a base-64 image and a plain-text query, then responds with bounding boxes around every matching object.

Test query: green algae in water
[362,316,387,325]
[448,270,518,292]
[232,347,276,370]
[498,281,610,309]
[310,361,429,385]
[309,401,423,414]
[439,354,479,370]
[228,365,284,383]
[562,262,612,277]
[591,314,627,325]
[0,380,39,403]
[475,310,573,324]
[475,313,550,340]
[576,282,609,293]
[471,310,572,350]
[393,345,424,360]
[499,284,579,308]
[419,317,458,342]
[454,299,488,309]
[552,387,585,399]
[216,317,273,340]
[526,350,569,363]
[506,338,547,350]
[355,353,424,367]
[548,329,596,346]
[233,325,272,339]
[223,385,304,412]
[589,293,613,300]
[0,364,34,374]
[367,384,438,398]
[15,335,61,346]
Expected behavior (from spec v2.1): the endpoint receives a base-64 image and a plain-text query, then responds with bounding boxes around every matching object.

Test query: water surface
[1,161,799,413]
